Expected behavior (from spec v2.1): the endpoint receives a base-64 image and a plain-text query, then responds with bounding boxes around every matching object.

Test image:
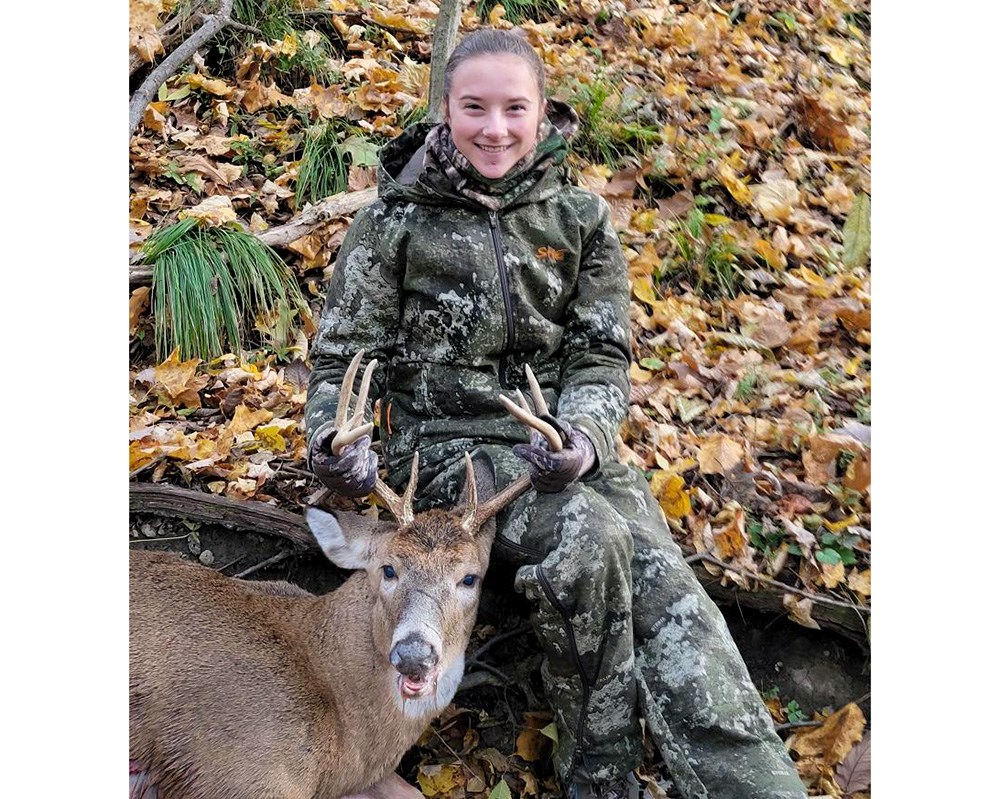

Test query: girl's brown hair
[443,29,546,102]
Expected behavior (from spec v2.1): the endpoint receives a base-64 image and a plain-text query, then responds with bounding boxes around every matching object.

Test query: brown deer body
[129,354,562,799]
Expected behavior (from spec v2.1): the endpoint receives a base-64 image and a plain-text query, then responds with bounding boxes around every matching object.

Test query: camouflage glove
[513,417,597,493]
[308,428,378,498]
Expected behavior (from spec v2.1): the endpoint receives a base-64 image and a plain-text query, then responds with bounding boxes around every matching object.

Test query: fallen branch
[129,481,319,552]
[684,552,870,615]
[684,552,869,645]
[129,0,237,136]
[256,186,378,247]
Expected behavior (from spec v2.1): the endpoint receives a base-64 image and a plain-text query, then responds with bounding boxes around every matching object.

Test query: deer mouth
[397,668,439,700]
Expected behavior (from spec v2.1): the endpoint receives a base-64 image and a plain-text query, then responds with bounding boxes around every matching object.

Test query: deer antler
[374,453,419,528]
[329,350,377,455]
[460,365,561,533]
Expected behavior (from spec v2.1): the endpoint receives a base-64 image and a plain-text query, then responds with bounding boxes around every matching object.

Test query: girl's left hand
[513,419,596,493]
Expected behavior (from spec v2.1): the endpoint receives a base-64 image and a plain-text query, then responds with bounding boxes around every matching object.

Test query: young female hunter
[306,28,808,799]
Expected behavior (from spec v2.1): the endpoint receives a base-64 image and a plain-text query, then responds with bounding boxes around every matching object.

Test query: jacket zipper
[487,210,515,383]
[536,564,593,778]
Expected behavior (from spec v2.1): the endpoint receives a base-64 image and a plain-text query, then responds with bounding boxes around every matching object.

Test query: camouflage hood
[377,99,580,211]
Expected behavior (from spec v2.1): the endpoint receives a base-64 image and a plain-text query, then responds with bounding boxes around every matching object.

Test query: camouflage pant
[408,446,807,799]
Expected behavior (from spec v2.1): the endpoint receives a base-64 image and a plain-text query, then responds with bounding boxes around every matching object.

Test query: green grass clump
[560,76,661,169]
[144,219,307,361]
[295,122,350,209]
[658,203,748,300]
[475,0,562,24]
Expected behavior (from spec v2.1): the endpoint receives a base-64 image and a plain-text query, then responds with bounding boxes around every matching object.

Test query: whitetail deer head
[304,351,562,710]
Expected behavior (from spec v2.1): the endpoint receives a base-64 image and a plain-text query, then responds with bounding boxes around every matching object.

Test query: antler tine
[371,451,419,528]
[498,395,563,452]
[524,364,551,417]
[330,353,376,455]
[334,350,365,430]
[400,451,419,526]
[347,359,377,430]
[459,453,478,535]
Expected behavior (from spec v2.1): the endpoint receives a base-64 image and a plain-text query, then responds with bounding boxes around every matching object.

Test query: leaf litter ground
[129,1,872,795]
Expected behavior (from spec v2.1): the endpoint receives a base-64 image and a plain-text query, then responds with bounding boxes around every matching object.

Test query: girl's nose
[483,110,507,138]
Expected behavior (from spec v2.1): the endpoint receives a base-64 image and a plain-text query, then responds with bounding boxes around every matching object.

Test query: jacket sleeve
[305,200,404,463]
[555,196,632,471]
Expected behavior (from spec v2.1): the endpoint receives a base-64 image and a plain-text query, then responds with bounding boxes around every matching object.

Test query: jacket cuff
[305,420,338,471]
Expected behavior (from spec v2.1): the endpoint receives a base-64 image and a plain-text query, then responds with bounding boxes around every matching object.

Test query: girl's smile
[445,54,545,180]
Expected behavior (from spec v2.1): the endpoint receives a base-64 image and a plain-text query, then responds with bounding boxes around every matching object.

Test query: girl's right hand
[309,430,378,498]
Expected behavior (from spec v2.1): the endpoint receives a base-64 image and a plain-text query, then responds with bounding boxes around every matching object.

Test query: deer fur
[130,458,523,799]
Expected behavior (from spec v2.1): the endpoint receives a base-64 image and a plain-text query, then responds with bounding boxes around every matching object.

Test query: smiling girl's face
[445,53,545,180]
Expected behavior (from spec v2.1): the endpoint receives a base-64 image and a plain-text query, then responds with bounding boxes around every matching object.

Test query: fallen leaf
[697,434,744,475]
[230,403,274,434]
[130,287,151,336]
[835,731,871,793]
[788,703,866,766]
[650,471,692,519]
[750,177,800,223]
[515,727,552,762]
[179,195,238,226]
[783,594,821,630]
[842,193,871,268]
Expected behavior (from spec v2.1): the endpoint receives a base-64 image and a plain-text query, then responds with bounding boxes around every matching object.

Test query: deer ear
[305,507,394,570]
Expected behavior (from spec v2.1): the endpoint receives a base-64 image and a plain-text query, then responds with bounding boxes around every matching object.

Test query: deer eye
[382,565,397,580]
[461,574,477,587]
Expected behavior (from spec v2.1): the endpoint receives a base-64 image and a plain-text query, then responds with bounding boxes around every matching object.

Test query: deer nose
[390,633,439,679]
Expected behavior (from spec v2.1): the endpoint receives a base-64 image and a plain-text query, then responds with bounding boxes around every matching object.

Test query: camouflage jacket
[306,105,632,485]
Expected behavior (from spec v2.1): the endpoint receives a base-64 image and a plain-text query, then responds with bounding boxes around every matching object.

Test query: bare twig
[426,0,462,122]
[233,549,294,578]
[471,623,533,662]
[684,552,870,615]
[465,659,512,686]
[774,720,824,732]
[129,0,237,135]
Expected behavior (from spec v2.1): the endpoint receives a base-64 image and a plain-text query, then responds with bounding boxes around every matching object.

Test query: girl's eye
[382,565,397,580]
[461,574,477,587]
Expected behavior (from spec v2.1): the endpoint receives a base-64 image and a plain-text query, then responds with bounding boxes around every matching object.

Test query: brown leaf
[697,434,744,475]
[783,594,821,630]
[656,190,696,220]
[130,287,151,336]
[789,703,866,766]
[514,727,552,762]
[835,731,871,794]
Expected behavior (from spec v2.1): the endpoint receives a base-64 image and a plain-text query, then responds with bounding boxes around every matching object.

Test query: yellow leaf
[230,404,274,435]
[628,243,661,281]
[487,3,507,25]
[631,276,658,304]
[278,32,298,57]
[186,74,234,97]
[697,434,744,475]
[254,425,288,452]
[153,349,207,408]
[129,441,156,472]
[651,471,692,519]
[718,161,752,205]
[823,513,859,533]
[753,238,786,270]
[630,209,659,233]
[417,764,465,797]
